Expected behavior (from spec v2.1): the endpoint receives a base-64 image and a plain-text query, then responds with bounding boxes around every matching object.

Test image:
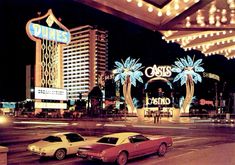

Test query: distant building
[25,64,36,100]
[63,25,108,100]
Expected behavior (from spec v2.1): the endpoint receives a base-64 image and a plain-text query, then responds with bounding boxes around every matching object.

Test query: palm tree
[113,57,144,113]
[171,55,204,114]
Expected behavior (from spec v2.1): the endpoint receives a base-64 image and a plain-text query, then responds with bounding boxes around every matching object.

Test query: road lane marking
[13,121,69,125]
[173,137,209,144]
[96,123,103,126]
[172,136,188,140]
[132,125,190,129]
[147,150,196,165]
[104,124,126,127]
[99,123,190,129]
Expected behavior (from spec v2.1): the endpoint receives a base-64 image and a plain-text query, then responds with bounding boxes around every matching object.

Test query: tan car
[77,132,173,165]
[27,132,87,160]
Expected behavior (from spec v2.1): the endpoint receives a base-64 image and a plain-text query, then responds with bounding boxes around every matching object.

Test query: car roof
[102,132,140,138]
[100,132,141,145]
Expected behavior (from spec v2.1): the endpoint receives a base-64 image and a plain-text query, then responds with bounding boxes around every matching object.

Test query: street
[1,118,235,165]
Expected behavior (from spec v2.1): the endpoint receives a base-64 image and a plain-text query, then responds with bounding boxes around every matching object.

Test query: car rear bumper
[77,152,103,161]
[27,148,52,157]
[28,150,47,156]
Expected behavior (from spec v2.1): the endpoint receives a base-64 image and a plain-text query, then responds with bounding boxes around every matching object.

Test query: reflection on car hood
[79,143,114,152]
[29,140,56,148]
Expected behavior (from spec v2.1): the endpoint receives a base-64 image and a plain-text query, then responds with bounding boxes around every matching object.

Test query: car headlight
[28,145,35,151]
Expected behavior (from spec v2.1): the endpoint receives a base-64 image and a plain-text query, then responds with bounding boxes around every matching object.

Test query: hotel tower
[63,25,108,100]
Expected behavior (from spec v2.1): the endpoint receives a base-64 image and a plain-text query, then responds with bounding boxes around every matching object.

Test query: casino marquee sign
[26,9,70,44]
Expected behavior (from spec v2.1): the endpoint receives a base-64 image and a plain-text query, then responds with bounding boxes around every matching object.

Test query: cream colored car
[27,132,87,160]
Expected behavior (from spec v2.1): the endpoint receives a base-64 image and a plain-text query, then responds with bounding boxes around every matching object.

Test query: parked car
[27,132,88,160]
[77,132,173,165]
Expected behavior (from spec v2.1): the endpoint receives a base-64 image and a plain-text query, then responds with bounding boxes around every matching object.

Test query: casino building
[63,25,108,100]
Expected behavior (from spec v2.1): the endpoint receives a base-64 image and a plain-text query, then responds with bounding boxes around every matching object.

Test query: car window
[65,133,84,142]
[129,135,149,143]
[42,136,62,142]
[97,137,118,144]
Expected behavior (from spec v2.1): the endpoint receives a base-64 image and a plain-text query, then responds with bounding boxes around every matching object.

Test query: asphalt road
[1,119,235,165]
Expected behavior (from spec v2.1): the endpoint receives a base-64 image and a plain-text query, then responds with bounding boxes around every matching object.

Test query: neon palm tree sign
[113,57,144,113]
[171,55,204,114]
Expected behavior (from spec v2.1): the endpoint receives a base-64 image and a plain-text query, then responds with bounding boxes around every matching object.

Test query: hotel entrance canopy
[76,0,235,59]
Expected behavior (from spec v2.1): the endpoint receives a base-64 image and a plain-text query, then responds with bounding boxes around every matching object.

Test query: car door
[129,135,152,157]
[65,133,85,154]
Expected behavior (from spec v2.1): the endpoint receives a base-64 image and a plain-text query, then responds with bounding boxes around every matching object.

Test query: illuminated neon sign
[35,102,67,109]
[145,65,172,78]
[199,99,214,106]
[29,23,70,44]
[35,87,67,100]
[1,102,16,108]
[203,72,220,81]
[147,97,171,106]
[26,9,71,45]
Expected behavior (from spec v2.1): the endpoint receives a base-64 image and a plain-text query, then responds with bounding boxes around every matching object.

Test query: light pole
[215,82,218,114]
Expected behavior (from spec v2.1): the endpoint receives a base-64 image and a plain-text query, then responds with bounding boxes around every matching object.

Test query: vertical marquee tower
[26,9,71,111]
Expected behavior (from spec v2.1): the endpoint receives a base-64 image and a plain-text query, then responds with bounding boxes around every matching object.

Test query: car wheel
[54,149,66,160]
[157,143,167,156]
[116,151,128,165]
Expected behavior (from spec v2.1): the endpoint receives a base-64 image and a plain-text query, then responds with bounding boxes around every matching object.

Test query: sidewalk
[114,116,213,125]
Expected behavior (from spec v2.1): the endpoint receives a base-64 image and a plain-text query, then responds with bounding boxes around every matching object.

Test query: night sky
[0,0,235,101]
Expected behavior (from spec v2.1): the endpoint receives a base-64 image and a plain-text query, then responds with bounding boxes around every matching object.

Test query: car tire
[116,151,128,165]
[157,143,167,156]
[54,148,66,160]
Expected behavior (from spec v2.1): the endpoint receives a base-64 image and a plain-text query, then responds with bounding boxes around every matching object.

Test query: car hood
[79,143,115,152]
[29,140,55,148]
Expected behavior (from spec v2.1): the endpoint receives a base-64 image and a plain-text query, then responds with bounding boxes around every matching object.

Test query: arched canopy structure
[76,0,235,59]
[145,77,172,91]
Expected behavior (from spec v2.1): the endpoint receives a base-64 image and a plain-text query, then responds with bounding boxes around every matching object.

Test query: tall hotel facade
[63,25,108,100]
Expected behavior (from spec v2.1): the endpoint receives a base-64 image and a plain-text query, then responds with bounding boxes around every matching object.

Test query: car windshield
[42,136,62,142]
[97,137,118,144]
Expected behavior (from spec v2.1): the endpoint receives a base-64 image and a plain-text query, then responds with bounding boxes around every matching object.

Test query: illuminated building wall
[63,25,108,99]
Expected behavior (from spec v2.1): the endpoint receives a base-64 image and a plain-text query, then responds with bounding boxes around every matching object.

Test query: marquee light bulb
[137,1,143,7]
[174,4,179,10]
[158,11,162,16]
[148,6,153,12]
[166,10,171,16]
